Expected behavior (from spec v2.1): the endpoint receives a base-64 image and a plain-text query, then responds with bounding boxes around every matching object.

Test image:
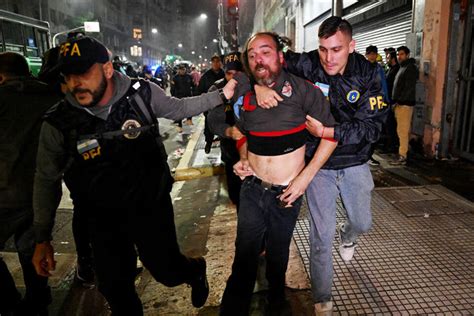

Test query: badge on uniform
[121,119,142,139]
[281,81,293,98]
[77,139,101,160]
[346,90,360,103]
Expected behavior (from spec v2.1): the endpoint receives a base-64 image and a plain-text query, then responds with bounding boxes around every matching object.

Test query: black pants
[87,194,202,316]
[0,208,50,313]
[72,206,92,260]
[220,178,301,315]
[203,111,214,144]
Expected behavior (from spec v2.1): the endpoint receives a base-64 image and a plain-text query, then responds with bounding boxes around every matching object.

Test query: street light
[178,43,183,48]
[213,38,218,43]
[191,51,195,54]
[200,13,208,20]
[151,28,158,34]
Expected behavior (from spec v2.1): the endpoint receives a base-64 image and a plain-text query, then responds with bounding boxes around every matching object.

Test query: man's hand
[222,79,238,100]
[233,159,254,180]
[255,84,283,109]
[32,241,56,277]
[225,126,244,140]
[305,115,324,137]
[278,171,312,207]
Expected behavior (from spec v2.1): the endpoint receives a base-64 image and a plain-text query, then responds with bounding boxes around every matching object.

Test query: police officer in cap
[208,52,245,210]
[31,36,236,315]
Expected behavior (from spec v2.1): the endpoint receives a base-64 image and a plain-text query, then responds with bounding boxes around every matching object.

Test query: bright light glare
[151,28,158,34]
[200,13,208,19]
[178,43,183,48]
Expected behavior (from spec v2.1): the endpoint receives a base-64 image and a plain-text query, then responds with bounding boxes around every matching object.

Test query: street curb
[174,116,225,181]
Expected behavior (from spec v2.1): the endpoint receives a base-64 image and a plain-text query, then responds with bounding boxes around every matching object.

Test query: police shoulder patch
[346,90,360,103]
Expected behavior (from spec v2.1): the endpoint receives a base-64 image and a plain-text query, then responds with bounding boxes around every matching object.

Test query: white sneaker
[315,301,333,316]
[338,224,357,262]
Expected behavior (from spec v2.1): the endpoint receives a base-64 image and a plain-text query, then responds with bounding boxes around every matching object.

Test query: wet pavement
[2,116,473,315]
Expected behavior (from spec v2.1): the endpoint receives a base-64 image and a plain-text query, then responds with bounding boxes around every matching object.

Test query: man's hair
[389,51,398,62]
[241,31,291,76]
[318,16,352,39]
[365,45,378,55]
[0,52,30,77]
[211,55,221,62]
[397,46,410,55]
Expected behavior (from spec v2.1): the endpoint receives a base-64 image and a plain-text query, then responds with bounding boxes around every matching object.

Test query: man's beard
[252,62,281,86]
[72,73,108,108]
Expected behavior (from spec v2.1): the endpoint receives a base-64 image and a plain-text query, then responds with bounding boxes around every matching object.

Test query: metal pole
[332,0,343,17]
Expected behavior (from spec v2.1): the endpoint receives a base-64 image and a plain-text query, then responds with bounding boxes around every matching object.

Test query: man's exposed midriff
[248,145,306,185]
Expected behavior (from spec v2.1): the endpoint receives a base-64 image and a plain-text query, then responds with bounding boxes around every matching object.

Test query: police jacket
[285,50,388,169]
[392,58,418,106]
[207,78,240,164]
[33,71,224,242]
[0,79,59,209]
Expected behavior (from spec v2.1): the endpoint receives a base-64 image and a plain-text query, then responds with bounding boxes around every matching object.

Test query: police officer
[207,52,244,209]
[31,37,236,315]
[251,17,388,315]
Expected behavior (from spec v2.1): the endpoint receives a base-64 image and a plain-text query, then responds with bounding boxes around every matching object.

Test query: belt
[247,175,287,193]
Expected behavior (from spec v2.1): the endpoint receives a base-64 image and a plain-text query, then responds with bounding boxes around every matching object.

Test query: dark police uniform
[33,72,224,315]
[219,70,335,315]
[284,50,388,304]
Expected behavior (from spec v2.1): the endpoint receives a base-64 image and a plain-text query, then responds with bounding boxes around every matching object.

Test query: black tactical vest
[45,79,173,209]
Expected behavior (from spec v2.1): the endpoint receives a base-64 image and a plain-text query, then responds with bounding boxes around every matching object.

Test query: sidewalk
[159,120,474,315]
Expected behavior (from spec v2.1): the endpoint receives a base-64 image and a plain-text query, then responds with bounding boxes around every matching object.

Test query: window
[23,25,39,57]
[130,45,142,56]
[3,20,24,54]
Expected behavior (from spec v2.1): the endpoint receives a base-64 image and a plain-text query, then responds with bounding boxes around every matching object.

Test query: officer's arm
[148,80,235,121]
[334,67,389,145]
[33,122,66,243]
[284,50,316,79]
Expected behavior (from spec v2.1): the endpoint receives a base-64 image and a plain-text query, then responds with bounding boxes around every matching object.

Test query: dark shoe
[204,142,212,154]
[267,294,292,316]
[190,257,209,308]
[75,256,94,284]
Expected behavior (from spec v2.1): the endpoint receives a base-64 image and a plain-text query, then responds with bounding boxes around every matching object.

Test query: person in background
[171,64,195,127]
[391,45,419,165]
[197,55,225,153]
[382,51,400,153]
[207,52,245,210]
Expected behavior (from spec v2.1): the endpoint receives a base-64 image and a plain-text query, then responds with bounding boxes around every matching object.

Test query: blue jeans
[306,164,374,303]
[220,177,301,315]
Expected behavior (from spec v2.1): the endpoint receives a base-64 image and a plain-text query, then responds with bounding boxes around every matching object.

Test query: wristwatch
[218,88,229,104]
